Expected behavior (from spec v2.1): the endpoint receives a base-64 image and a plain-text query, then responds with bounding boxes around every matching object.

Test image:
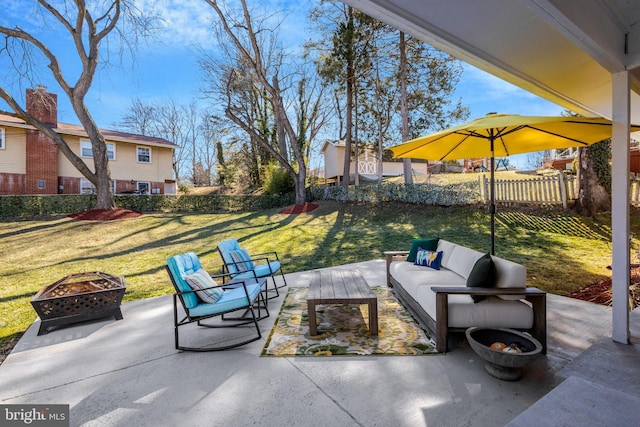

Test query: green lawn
[0,200,632,346]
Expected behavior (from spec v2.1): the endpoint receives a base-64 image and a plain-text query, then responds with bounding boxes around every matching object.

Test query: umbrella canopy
[390,113,640,254]
[390,113,640,160]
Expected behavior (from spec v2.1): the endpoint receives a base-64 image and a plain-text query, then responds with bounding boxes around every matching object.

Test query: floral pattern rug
[261,287,438,356]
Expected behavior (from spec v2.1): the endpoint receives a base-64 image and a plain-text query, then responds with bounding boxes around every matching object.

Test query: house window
[80,179,116,194]
[80,178,96,194]
[81,140,115,160]
[137,182,150,194]
[137,146,151,163]
[0,127,5,149]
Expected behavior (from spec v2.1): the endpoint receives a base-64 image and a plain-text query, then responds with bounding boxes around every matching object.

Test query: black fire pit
[31,272,126,335]
[465,327,542,381]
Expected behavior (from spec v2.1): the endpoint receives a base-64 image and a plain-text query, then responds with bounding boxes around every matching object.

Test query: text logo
[1,405,69,426]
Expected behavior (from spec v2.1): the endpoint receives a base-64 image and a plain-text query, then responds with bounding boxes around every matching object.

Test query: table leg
[308,299,318,336]
[368,298,378,335]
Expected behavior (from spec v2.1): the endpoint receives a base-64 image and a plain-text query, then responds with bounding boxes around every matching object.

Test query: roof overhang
[0,116,178,149]
[343,0,640,122]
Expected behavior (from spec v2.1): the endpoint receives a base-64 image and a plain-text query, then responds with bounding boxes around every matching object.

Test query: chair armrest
[384,251,409,263]
[384,250,410,256]
[431,286,545,296]
[384,251,410,287]
[218,260,260,281]
[251,251,279,259]
[178,278,255,302]
[175,281,229,297]
[247,255,272,264]
[209,270,239,281]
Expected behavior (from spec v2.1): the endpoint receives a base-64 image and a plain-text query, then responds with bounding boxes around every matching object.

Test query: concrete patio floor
[1,260,639,426]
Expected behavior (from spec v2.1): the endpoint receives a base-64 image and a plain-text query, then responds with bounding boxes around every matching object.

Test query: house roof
[343,0,640,122]
[0,113,178,149]
[320,140,345,153]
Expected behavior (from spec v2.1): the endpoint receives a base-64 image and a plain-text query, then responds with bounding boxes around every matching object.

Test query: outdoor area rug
[261,287,437,356]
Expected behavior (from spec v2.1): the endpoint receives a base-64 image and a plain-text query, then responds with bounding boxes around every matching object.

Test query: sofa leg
[435,292,449,353]
[528,293,547,354]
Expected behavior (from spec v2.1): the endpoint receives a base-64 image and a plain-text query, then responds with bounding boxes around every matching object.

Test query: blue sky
[1,0,565,170]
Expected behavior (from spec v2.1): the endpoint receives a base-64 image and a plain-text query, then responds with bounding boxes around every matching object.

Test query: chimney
[25,87,58,194]
[26,85,57,127]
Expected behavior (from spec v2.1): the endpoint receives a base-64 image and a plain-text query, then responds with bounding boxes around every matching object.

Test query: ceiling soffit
[343,0,640,120]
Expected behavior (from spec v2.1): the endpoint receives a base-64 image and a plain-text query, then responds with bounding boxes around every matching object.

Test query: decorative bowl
[465,327,542,381]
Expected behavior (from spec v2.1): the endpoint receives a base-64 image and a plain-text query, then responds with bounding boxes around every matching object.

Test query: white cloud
[134,0,217,48]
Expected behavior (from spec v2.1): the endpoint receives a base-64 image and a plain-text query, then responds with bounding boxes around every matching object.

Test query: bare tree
[199,114,231,186]
[0,1,154,210]
[155,101,190,182]
[526,150,551,170]
[117,98,200,183]
[203,0,328,205]
[115,97,157,136]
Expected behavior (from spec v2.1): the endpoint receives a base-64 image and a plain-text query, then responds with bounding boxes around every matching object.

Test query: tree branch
[0,87,97,181]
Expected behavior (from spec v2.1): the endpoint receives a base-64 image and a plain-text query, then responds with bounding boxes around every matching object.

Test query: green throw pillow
[466,253,496,303]
[407,238,439,263]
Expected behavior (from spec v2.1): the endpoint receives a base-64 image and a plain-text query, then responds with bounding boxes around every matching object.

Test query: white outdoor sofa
[385,239,546,353]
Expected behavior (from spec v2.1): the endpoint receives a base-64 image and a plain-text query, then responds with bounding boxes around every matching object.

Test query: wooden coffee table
[307,269,378,336]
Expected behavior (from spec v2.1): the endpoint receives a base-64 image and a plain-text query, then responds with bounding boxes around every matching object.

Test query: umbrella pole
[490,135,495,255]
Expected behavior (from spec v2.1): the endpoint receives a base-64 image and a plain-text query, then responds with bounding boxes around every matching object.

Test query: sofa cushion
[412,286,533,330]
[436,239,457,269]
[407,238,439,262]
[415,249,443,270]
[166,252,204,309]
[188,282,262,317]
[492,256,527,300]
[442,243,485,279]
[466,253,497,302]
[390,261,465,298]
[448,297,533,329]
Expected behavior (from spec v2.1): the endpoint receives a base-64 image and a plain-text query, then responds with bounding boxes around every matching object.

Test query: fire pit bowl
[31,272,126,335]
[465,327,542,381]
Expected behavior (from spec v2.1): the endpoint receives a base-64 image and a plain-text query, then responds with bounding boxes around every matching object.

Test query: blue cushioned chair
[216,239,288,299]
[166,252,268,352]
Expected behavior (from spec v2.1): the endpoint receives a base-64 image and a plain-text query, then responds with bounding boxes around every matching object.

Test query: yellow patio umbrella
[390,113,640,254]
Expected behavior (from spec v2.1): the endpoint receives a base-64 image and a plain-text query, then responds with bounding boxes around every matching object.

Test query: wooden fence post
[557,171,568,209]
[480,175,487,203]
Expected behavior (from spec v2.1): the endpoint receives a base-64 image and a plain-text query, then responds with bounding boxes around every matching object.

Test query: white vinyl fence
[482,173,640,207]
[480,172,577,208]
[314,172,640,208]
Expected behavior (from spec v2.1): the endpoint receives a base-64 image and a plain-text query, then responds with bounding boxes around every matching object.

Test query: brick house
[0,88,178,196]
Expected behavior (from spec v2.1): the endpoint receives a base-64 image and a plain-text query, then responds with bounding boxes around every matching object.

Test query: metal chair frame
[216,242,288,300]
[166,266,268,352]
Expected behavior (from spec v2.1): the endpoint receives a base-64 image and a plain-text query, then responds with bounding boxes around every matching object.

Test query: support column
[611,70,631,344]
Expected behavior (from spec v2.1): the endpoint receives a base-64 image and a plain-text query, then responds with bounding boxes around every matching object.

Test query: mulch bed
[68,208,142,221]
[0,336,21,366]
[568,266,640,308]
[278,203,319,214]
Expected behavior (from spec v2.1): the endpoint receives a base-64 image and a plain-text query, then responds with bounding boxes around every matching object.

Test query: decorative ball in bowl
[465,327,543,381]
